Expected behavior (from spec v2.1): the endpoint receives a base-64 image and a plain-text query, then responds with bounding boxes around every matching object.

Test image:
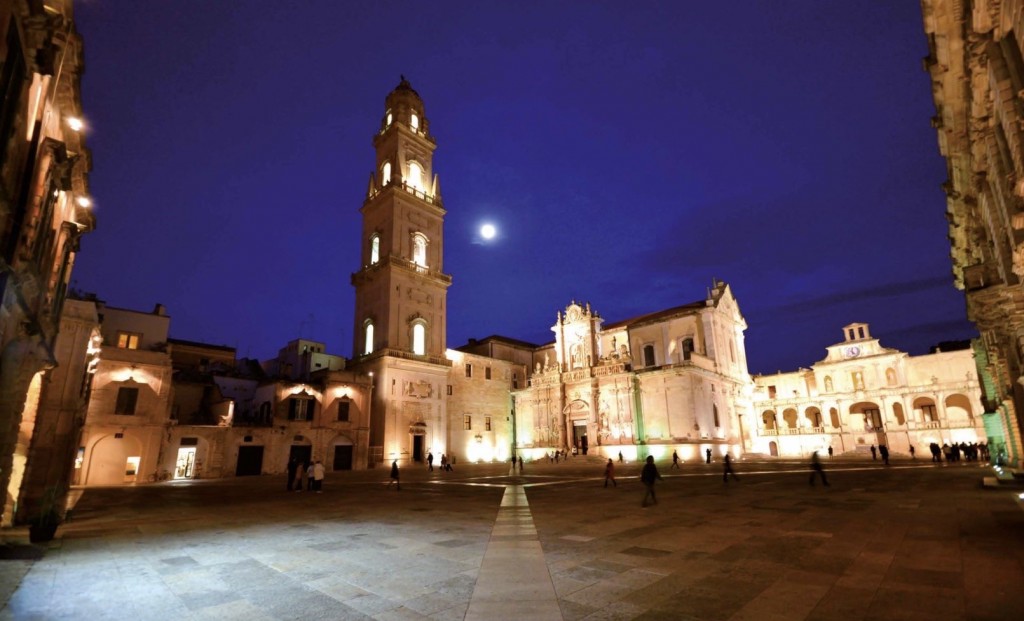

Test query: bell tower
[351,77,451,360]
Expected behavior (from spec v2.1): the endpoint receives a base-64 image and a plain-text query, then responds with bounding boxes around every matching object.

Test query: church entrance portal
[572,422,588,455]
[413,435,424,462]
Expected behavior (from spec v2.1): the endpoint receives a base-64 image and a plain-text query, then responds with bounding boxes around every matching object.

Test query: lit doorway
[124,456,140,483]
[174,447,196,480]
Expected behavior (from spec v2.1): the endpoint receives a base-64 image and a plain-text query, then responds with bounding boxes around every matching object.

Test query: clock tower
[351,78,453,466]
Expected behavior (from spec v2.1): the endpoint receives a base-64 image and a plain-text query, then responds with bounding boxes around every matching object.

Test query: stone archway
[86,434,142,485]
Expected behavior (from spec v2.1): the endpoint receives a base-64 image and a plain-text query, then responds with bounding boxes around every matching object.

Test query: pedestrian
[723,453,739,483]
[604,458,617,487]
[554,450,559,464]
[510,454,517,475]
[909,445,916,459]
[705,448,712,464]
[440,453,448,471]
[388,460,400,490]
[809,451,829,486]
[640,456,662,506]
[878,444,889,466]
[827,446,833,460]
[618,451,624,464]
[427,452,434,471]
[517,456,524,473]
[671,450,681,469]
[313,460,325,492]
[307,461,315,488]
[870,445,877,460]
[287,457,298,491]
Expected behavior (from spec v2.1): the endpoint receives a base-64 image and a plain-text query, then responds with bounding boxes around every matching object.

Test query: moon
[480,223,497,240]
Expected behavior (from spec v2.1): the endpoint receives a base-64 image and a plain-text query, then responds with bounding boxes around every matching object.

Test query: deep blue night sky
[71,1,975,374]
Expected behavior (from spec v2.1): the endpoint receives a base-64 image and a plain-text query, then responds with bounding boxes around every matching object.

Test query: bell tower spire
[351,77,451,360]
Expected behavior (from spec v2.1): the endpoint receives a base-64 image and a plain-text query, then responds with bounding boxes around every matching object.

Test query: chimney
[153,303,166,316]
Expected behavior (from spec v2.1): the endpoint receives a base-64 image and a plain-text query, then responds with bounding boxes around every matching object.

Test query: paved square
[2,457,1022,620]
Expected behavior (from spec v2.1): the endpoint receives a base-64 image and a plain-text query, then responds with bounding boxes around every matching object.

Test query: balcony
[365,178,443,209]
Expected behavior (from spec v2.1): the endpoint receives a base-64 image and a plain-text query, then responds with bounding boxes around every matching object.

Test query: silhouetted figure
[641,456,662,507]
[388,460,400,490]
[618,451,624,464]
[909,445,916,459]
[427,452,434,471]
[294,460,308,492]
[827,446,833,460]
[604,459,617,488]
[510,455,517,475]
[518,456,523,473]
[870,445,877,460]
[287,458,299,491]
[705,448,712,464]
[809,451,829,486]
[878,444,889,465]
[723,454,739,483]
[671,450,681,469]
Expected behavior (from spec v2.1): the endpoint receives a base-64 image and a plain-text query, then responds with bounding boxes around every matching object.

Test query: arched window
[681,338,694,361]
[410,112,419,131]
[364,321,374,355]
[370,235,380,265]
[412,322,426,355]
[408,160,423,191]
[382,161,392,186]
[386,110,393,127]
[412,233,428,267]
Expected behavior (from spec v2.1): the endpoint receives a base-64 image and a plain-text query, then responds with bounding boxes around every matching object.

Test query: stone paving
[1,456,1022,620]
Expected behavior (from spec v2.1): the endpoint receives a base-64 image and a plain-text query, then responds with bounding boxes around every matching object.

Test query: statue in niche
[619,344,629,358]
[570,343,584,369]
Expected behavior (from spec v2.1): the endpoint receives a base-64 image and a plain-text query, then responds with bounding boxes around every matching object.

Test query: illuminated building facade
[922,0,1024,465]
[489,283,752,462]
[0,0,95,526]
[750,324,986,458]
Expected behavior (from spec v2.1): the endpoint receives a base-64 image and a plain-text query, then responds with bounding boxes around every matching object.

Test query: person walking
[388,460,400,490]
[510,454,517,475]
[705,448,712,464]
[312,460,325,492]
[722,453,739,483]
[618,451,624,464]
[427,452,434,472]
[809,451,829,486]
[604,458,617,488]
[517,456,524,473]
[827,446,833,460]
[870,445,877,460]
[640,456,662,507]
[878,444,889,465]
[671,450,681,469]
[909,445,916,459]
[307,461,315,490]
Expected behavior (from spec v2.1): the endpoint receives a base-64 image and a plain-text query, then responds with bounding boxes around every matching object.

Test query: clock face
[844,346,861,358]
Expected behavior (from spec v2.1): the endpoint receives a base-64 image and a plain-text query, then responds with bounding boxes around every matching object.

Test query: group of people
[286,458,325,492]
[546,450,572,463]
[929,441,988,462]
[426,452,454,472]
